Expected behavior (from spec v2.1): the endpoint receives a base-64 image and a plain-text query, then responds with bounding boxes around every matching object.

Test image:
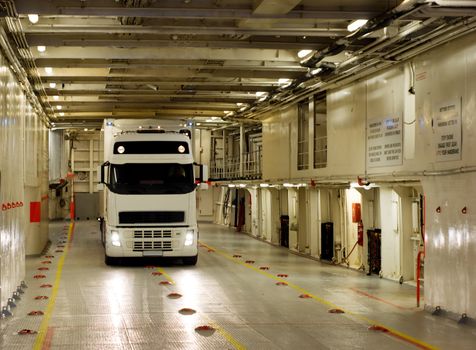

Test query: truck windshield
[109,163,195,194]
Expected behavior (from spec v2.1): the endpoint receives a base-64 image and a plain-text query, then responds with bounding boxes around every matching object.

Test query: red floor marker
[233,254,242,258]
[195,325,215,335]
[159,281,172,285]
[151,272,163,276]
[18,329,37,335]
[38,267,49,271]
[208,249,215,253]
[277,274,288,278]
[57,245,65,248]
[28,311,44,316]
[329,309,345,314]
[41,261,51,264]
[276,282,288,286]
[299,294,312,299]
[44,256,54,259]
[55,250,64,253]
[40,284,53,288]
[245,260,255,264]
[167,293,182,299]
[368,325,389,332]
[33,275,46,279]
[259,266,270,270]
[179,308,196,315]
[34,296,49,300]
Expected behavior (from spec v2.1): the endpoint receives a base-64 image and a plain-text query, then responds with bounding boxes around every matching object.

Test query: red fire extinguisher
[357,220,364,246]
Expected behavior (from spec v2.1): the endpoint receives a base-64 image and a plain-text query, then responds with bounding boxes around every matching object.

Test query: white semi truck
[98,120,206,265]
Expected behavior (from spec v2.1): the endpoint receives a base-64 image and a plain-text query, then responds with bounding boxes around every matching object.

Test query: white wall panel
[423,174,476,318]
[0,53,48,308]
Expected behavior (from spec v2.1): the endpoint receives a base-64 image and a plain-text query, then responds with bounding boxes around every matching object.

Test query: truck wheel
[183,255,198,265]
[105,255,120,266]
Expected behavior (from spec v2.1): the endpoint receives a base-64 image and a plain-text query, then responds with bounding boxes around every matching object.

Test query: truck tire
[105,255,120,266]
[183,255,198,265]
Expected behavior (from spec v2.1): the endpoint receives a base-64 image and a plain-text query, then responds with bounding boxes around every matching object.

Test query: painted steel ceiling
[1,0,476,128]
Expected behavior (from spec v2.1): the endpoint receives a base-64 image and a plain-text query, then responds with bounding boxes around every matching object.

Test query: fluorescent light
[49,82,56,88]
[56,105,62,110]
[59,112,65,116]
[283,183,293,188]
[37,46,46,53]
[53,95,59,100]
[260,183,270,188]
[347,19,368,32]
[297,49,313,58]
[278,78,291,85]
[310,68,322,75]
[84,128,88,131]
[44,67,53,75]
[238,184,246,188]
[28,14,39,24]
[228,184,236,188]
[255,91,267,97]
[236,102,243,106]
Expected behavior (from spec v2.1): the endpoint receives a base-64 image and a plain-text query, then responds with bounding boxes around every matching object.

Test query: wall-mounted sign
[435,101,461,162]
[367,115,403,167]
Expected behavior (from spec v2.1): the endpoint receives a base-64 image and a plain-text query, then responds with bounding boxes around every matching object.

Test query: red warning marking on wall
[259,266,270,270]
[28,311,44,316]
[167,293,182,299]
[38,267,49,271]
[233,254,242,258]
[276,282,288,286]
[18,329,37,335]
[245,260,255,264]
[329,309,345,314]
[277,274,288,278]
[30,202,41,223]
[151,272,163,276]
[368,325,389,332]
[34,296,49,300]
[159,281,172,285]
[41,261,51,264]
[40,284,52,288]
[179,308,196,315]
[1,201,24,211]
[33,275,46,279]
[299,294,312,299]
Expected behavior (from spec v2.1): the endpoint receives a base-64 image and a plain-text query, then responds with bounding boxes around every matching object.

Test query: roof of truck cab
[112,131,190,143]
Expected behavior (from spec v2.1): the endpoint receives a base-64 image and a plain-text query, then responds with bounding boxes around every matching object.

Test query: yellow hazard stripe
[33,223,75,350]
[199,241,438,350]
[156,267,175,284]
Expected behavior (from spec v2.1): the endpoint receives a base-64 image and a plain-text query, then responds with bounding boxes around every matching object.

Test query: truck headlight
[184,230,194,246]
[111,231,121,247]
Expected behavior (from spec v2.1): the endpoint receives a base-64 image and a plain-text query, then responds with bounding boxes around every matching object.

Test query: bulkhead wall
[0,54,49,308]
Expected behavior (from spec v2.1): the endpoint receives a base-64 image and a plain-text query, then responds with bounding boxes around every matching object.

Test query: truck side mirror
[99,161,110,185]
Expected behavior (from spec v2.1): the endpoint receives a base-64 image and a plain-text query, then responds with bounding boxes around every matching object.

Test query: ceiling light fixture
[45,67,53,75]
[347,19,368,32]
[59,112,65,116]
[297,49,313,58]
[53,95,59,100]
[56,105,62,110]
[27,14,39,24]
[37,46,46,53]
[49,82,56,88]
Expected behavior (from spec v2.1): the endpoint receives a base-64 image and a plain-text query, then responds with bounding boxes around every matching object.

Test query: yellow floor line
[157,265,246,350]
[156,267,175,284]
[33,223,75,350]
[199,241,438,350]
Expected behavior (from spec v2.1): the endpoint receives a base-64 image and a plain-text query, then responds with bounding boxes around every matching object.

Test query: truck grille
[119,211,184,224]
[133,241,172,251]
[134,229,172,239]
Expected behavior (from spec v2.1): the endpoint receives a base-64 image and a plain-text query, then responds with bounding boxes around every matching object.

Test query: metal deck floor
[1,220,476,349]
